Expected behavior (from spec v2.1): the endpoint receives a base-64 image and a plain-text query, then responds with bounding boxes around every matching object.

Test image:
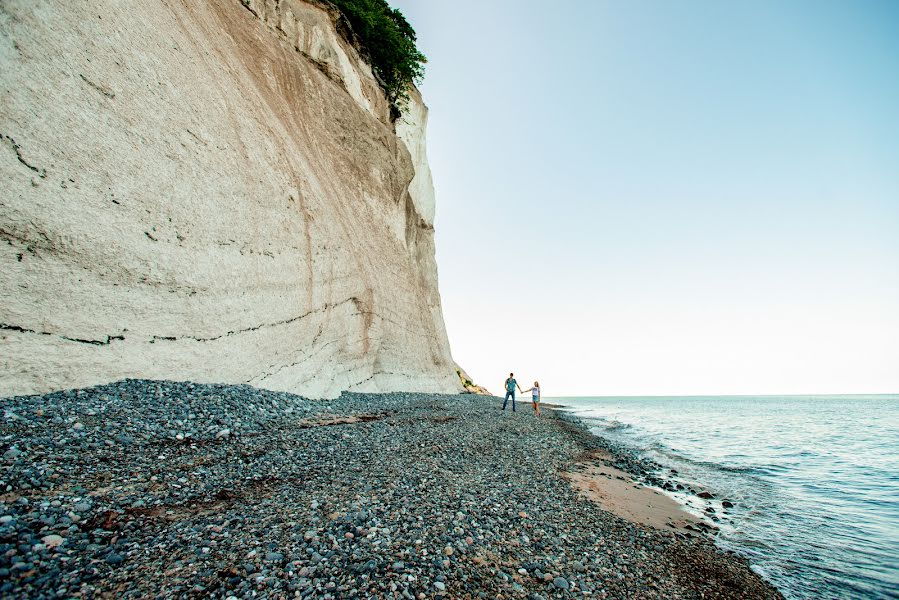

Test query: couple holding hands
[502,372,542,416]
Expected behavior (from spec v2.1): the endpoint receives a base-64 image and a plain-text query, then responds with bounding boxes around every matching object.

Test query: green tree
[329,0,426,108]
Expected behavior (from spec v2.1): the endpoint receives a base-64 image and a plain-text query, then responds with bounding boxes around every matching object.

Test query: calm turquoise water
[551,395,899,600]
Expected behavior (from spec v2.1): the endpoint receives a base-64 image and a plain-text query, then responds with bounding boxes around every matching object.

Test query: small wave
[644,447,753,473]
[650,450,786,477]
[576,414,636,432]
[578,418,779,478]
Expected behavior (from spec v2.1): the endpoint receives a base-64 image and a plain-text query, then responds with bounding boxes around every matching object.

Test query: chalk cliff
[0,0,461,398]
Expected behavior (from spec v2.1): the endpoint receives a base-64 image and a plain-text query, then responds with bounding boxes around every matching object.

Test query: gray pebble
[553,576,570,590]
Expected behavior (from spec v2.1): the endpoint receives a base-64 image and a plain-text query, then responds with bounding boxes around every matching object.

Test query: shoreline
[0,380,781,598]
[545,402,728,534]
[560,449,711,535]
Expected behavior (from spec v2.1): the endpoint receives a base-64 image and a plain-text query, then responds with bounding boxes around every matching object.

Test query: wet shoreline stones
[1,379,781,598]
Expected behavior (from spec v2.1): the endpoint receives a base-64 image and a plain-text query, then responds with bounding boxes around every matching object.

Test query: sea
[550,395,899,600]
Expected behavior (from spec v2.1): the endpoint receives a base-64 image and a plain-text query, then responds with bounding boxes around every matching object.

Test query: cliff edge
[0,0,461,398]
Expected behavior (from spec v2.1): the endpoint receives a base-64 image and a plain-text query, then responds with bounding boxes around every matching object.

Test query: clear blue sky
[392,0,899,396]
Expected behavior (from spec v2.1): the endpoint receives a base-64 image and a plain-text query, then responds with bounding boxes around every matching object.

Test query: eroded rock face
[0,0,460,398]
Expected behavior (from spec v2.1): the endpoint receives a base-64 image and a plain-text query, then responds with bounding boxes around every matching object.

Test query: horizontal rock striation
[0,0,460,397]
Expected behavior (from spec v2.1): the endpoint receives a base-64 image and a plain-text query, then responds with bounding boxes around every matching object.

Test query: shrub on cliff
[329,0,426,107]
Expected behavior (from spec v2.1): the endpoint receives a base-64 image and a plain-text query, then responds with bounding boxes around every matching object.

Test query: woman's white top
[532,386,540,399]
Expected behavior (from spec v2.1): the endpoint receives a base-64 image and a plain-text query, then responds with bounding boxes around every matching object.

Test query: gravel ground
[0,379,782,599]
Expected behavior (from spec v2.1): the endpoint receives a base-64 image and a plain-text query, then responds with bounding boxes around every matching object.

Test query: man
[502,372,522,412]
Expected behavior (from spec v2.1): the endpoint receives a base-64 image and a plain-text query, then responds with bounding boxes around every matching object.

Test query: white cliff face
[0,0,461,398]
[395,88,437,225]
[247,0,391,123]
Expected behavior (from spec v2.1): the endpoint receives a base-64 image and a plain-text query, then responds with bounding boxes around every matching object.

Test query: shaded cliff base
[0,380,781,598]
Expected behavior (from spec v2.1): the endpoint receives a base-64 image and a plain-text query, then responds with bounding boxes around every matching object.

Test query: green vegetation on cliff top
[329,0,426,107]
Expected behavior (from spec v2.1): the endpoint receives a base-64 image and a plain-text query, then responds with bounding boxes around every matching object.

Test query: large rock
[0,0,461,398]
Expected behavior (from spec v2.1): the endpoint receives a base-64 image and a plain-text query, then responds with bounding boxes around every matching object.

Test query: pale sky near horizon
[392,0,899,396]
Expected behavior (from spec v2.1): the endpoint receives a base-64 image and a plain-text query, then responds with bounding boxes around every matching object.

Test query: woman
[521,381,541,416]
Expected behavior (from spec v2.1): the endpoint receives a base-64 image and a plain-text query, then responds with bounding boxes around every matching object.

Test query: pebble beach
[0,380,781,599]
